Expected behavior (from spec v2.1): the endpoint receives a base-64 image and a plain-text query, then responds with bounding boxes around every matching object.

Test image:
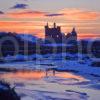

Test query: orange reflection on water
[0,70,85,81]
[56,72,84,80]
[1,71,45,80]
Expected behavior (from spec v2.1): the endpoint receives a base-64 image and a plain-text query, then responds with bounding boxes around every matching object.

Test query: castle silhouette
[45,22,77,43]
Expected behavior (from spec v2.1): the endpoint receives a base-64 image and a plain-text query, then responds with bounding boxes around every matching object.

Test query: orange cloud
[1,9,47,19]
[59,8,100,21]
[78,33,100,39]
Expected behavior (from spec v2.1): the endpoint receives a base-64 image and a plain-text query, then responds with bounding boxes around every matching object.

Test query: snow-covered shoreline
[54,60,100,76]
[0,53,100,76]
[0,60,100,78]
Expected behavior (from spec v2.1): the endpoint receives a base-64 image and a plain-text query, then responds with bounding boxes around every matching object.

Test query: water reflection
[0,70,85,81]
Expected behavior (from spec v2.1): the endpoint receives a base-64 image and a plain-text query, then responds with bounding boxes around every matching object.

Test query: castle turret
[47,22,49,27]
[54,22,56,28]
[71,27,77,41]
[45,22,49,38]
[71,27,77,36]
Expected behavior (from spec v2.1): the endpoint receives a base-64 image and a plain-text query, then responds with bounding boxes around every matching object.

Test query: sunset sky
[0,0,100,39]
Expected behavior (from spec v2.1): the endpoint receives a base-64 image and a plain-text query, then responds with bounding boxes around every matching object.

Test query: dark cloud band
[10,4,28,9]
[45,13,64,17]
[0,11,4,14]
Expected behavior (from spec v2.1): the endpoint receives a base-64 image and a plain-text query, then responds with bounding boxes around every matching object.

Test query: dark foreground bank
[0,81,20,100]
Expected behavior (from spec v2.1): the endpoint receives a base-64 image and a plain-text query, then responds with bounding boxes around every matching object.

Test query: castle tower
[45,22,49,38]
[45,22,49,29]
[72,27,76,35]
[71,27,77,40]
[45,22,63,43]
[54,22,56,28]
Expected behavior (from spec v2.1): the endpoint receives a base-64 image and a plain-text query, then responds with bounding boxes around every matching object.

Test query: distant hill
[17,34,40,43]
